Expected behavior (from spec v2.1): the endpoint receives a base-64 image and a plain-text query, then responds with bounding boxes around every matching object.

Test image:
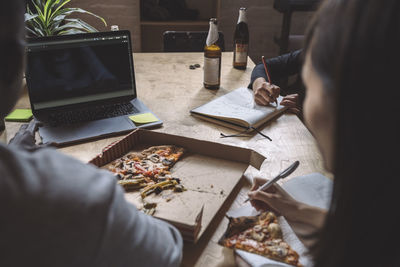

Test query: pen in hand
[244,161,300,203]
[261,56,278,107]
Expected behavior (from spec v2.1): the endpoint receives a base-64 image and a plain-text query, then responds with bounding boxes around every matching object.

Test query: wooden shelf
[140,20,209,27]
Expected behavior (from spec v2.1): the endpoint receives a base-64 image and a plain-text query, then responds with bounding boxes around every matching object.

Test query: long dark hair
[304,0,400,266]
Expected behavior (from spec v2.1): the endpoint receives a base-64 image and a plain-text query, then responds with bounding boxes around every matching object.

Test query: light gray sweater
[0,143,183,267]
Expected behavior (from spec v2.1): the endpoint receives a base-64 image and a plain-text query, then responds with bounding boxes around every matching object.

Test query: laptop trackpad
[38,116,136,146]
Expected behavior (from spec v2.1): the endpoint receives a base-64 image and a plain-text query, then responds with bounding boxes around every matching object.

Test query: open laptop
[25,30,162,146]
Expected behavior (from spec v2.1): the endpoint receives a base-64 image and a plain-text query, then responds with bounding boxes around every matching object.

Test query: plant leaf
[49,0,71,21]
[54,20,98,34]
[52,7,107,27]
[64,18,98,32]
[57,29,86,35]
[25,0,107,37]
[25,13,38,22]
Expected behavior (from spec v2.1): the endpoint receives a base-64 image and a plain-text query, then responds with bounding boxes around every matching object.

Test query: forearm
[295,203,327,230]
[285,202,327,249]
[249,50,303,89]
[249,63,268,89]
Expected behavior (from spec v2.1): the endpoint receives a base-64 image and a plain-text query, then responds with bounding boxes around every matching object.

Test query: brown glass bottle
[233,7,249,70]
[204,18,221,90]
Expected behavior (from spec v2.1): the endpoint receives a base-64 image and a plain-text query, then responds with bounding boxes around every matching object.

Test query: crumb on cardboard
[211,184,214,188]
[162,193,175,202]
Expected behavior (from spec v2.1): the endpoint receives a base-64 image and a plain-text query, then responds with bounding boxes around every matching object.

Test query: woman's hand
[248,177,327,230]
[280,94,301,115]
[253,77,280,106]
[248,177,302,221]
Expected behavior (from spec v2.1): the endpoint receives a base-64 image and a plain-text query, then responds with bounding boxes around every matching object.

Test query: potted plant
[25,0,107,37]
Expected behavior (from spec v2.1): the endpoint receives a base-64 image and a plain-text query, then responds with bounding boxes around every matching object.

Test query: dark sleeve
[248,49,303,89]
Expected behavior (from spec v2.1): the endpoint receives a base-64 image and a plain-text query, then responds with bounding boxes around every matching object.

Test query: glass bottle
[204,18,221,90]
[233,7,249,70]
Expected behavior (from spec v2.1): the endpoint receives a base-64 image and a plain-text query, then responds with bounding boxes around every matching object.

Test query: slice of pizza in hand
[219,211,302,267]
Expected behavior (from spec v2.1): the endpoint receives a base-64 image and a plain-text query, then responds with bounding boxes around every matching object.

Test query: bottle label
[235,44,248,63]
[204,57,220,85]
[238,9,247,23]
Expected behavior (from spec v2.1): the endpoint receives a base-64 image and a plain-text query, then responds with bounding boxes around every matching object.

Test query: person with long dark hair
[247,0,400,266]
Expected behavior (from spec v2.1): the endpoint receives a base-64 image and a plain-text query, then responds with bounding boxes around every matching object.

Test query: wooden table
[1,52,328,267]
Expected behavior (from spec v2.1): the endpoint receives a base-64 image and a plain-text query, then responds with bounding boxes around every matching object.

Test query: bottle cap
[111,25,119,31]
[210,18,218,25]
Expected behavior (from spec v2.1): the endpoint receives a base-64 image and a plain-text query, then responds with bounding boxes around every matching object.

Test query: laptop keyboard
[48,102,139,126]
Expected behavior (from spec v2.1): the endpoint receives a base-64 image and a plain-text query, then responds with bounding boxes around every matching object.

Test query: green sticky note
[5,109,33,122]
[129,113,159,124]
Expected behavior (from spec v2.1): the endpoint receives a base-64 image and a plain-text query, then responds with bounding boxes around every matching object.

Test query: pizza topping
[154,186,163,195]
[251,232,265,242]
[149,154,160,163]
[162,158,173,166]
[142,202,157,215]
[241,239,259,249]
[106,145,186,203]
[118,179,147,191]
[134,162,147,173]
[268,223,283,239]
[253,225,262,232]
[141,179,178,198]
[268,246,288,258]
[173,184,185,192]
[219,212,302,267]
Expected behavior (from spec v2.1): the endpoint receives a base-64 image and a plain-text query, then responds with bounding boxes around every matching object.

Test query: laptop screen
[25,31,136,111]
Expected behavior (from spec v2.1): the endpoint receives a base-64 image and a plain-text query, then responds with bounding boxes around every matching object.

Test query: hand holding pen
[261,56,279,106]
[245,161,299,203]
[253,56,280,106]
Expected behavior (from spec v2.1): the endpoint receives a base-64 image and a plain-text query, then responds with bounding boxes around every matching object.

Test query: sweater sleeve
[248,50,303,89]
[0,144,182,267]
[94,182,183,267]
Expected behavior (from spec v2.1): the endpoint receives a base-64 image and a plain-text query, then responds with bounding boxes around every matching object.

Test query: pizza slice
[105,145,186,198]
[219,211,302,267]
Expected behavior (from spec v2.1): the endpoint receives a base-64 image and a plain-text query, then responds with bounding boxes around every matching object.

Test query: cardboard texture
[89,129,266,242]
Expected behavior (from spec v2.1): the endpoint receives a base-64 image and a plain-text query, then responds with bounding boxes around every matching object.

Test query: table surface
[1,52,329,267]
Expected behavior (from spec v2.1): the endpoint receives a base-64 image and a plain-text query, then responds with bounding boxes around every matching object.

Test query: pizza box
[89,129,266,243]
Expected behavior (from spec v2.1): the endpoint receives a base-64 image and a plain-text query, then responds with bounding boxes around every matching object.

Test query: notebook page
[191,87,284,126]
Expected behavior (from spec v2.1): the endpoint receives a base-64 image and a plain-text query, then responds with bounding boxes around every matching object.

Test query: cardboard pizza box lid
[89,129,266,242]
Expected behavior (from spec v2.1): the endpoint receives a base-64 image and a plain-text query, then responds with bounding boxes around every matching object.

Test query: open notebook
[190,87,288,132]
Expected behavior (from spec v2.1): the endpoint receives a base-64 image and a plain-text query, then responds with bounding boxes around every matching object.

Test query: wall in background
[69,0,141,51]
[67,0,314,60]
[185,0,217,20]
[219,0,314,63]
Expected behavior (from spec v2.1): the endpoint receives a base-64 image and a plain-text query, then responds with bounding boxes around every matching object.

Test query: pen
[261,56,278,106]
[244,161,300,203]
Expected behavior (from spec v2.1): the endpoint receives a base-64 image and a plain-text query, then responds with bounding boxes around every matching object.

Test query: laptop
[25,30,162,146]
